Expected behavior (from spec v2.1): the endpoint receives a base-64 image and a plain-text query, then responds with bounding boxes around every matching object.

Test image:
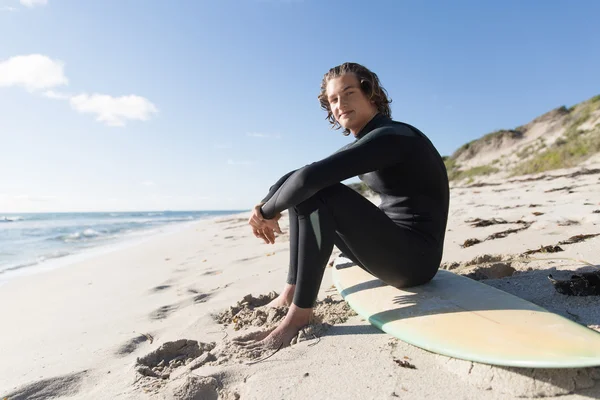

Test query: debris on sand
[465,218,508,227]
[460,221,532,248]
[461,238,481,248]
[522,245,564,255]
[518,234,599,256]
[544,186,576,193]
[548,271,600,296]
[558,233,600,245]
[557,219,580,226]
[393,358,417,369]
[485,222,532,240]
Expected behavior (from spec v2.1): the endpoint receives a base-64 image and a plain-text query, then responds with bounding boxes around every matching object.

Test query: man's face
[326,73,378,136]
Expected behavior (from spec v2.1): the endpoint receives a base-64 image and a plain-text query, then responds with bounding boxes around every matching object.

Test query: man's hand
[248,203,283,244]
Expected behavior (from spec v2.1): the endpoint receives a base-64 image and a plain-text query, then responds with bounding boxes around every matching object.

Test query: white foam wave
[37,250,71,262]
[82,228,100,237]
[0,216,23,222]
[61,229,102,242]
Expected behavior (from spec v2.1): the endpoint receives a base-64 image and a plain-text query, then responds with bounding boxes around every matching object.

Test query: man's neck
[351,111,379,138]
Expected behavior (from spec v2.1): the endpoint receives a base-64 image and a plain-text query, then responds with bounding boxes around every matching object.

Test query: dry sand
[1,163,600,399]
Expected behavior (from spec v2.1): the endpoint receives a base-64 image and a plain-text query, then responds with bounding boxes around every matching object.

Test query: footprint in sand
[149,304,178,320]
[150,284,171,293]
[202,270,222,276]
[2,370,89,400]
[193,293,212,304]
[237,255,262,263]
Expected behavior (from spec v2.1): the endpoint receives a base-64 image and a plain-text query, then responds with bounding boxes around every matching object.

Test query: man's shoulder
[367,120,420,139]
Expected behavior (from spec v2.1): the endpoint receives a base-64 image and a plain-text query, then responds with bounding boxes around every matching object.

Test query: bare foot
[265,284,295,308]
[233,304,312,351]
[266,295,292,308]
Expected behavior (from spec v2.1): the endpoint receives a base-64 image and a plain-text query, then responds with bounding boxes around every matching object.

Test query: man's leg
[238,183,440,350]
[267,208,299,307]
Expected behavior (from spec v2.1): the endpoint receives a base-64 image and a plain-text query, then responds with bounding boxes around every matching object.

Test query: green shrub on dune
[510,130,600,176]
[511,96,600,176]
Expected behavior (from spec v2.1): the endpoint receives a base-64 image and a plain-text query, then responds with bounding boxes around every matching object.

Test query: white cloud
[1,6,18,11]
[42,90,71,100]
[0,54,68,91]
[141,180,156,187]
[247,132,281,139]
[1,54,158,126]
[70,93,158,127]
[20,0,47,8]
[227,159,254,166]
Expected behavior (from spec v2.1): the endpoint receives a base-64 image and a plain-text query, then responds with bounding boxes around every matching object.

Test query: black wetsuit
[260,113,450,308]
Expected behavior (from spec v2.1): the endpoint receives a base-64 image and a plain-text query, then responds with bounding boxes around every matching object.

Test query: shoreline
[0,211,248,286]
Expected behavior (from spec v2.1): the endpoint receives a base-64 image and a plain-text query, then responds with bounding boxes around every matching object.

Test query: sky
[1,0,599,213]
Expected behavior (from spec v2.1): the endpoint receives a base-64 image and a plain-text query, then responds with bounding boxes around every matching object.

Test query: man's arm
[259,141,354,204]
[260,169,298,204]
[260,127,417,219]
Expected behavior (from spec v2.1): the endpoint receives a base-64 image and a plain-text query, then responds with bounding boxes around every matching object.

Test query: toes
[236,340,258,348]
[244,342,265,350]
[233,328,276,343]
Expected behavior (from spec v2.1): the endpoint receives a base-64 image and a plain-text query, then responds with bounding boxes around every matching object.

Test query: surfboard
[332,257,600,368]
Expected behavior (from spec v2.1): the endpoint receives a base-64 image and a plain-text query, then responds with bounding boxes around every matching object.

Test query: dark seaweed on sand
[548,271,600,296]
[522,245,564,255]
[558,233,600,245]
[544,186,576,193]
[485,223,532,240]
[465,218,508,227]
[394,358,417,369]
[461,238,481,248]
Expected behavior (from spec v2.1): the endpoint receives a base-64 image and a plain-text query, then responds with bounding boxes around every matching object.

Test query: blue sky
[1,0,599,212]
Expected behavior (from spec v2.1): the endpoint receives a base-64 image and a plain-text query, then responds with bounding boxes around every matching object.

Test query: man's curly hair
[318,62,392,136]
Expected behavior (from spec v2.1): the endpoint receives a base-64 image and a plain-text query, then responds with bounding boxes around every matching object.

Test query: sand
[1,163,600,399]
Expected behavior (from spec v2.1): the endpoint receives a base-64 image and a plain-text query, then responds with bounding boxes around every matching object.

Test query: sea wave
[58,229,104,242]
[0,216,23,222]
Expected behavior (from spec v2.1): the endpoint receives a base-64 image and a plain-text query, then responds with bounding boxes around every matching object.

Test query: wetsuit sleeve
[260,169,298,203]
[260,129,413,219]
[260,142,353,204]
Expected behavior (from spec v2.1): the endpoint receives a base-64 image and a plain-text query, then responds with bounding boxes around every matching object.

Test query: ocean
[0,210,245,282]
